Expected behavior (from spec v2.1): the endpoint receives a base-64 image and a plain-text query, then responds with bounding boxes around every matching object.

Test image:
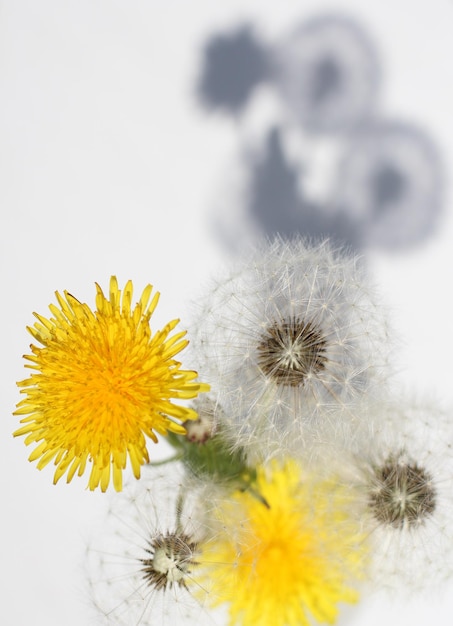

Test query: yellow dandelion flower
[13,277,209,492]
[201,460,365,626]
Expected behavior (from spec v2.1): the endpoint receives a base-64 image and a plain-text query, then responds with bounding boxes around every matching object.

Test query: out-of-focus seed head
[369,451,436,530]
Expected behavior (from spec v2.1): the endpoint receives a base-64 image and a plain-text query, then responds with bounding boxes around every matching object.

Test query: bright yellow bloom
[201,460,365,626]
[13,277,209,492]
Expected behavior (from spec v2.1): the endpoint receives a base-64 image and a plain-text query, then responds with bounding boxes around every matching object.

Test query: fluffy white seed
[85,463,225,625]
[334,396,453,592]
[190,236,392,463]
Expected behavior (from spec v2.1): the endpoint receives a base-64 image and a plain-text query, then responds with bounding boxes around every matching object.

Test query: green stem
[147,452,184,467]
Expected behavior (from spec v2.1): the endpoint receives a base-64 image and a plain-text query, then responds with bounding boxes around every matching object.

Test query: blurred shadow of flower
[330,120,445,250]
[196,23,270,115]
[271,14,380,134]
[195,13,445,255]
[248,126,362,248]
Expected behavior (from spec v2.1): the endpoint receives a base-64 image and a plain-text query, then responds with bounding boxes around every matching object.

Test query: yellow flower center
[199,460,365,626]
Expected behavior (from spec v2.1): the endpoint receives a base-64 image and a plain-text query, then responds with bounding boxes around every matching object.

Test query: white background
[1,1,453,624]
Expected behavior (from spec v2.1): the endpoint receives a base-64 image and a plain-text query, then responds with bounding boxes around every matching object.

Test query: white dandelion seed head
[337,396,453,593]
[191,236,392,463]
[85,463,225,625]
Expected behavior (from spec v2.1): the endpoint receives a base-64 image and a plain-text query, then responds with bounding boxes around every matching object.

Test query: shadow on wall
[197,24,270,115]
[195,13,445,253]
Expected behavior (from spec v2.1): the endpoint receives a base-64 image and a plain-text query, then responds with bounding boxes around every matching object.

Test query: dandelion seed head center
[369,454,437,529]
[141,532,197,590]
[152,548,186,583]
[257,317,328,386]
